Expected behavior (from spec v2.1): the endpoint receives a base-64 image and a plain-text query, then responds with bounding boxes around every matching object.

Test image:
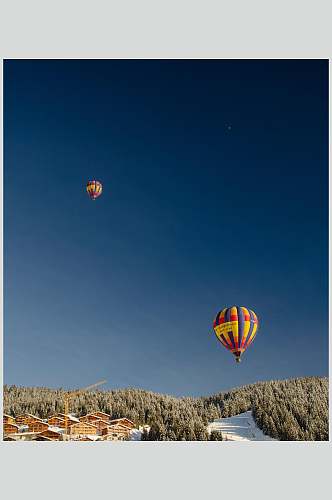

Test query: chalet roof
[40,429,61,436]
[48,426,65,433]
[106,423,131,431]
[109,418,134,425]
[3,413,15,418]
[48,415,65,421]
[91,411,111,417]
[79,413,102,420]
[57,414,80,422]
[16,413,42,420]
[94,419,110,425]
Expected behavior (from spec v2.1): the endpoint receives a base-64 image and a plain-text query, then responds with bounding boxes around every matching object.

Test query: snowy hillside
[130,428,143,441]
[208,411,275,441]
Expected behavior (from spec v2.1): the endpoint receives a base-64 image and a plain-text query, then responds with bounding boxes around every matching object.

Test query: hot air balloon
[86,180,102,200]
[213,306,259,363]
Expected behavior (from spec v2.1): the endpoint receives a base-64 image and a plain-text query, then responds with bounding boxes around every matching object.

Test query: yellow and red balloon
[213,306,259,363]
[86,180,102,200]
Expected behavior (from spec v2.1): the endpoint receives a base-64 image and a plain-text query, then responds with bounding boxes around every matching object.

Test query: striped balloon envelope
[86,180,103,200]
[213,306,259,363]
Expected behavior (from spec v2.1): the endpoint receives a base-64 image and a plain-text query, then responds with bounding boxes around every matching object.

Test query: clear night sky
[4,59,328,397]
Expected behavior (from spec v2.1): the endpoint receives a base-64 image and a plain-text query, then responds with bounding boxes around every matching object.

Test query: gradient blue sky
[4,60,328,397]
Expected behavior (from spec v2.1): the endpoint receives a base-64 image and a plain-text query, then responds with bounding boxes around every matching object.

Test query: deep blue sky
[4,60,328,397]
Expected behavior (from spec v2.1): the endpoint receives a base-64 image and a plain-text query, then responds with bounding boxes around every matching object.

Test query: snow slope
[208,411,275,441]
[130,428,143,441]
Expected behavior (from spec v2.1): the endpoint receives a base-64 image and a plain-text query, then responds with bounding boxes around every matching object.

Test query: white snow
[208,411,276,441]
[48,426,64,433]
[130,428,143,441]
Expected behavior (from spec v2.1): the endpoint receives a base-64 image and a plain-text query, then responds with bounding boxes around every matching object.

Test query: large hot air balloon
[86,180,102,200]
[213,306,259,363]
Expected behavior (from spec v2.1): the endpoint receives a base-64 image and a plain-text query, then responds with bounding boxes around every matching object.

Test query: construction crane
[63,379,107,439]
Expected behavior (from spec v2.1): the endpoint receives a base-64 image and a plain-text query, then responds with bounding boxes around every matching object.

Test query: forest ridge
[3,376,328,441]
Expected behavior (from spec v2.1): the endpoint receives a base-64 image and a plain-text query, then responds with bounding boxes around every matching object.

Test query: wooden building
[28,421,49,433]
[93,419,110,434]
[70,421,98,436]
[102,423,130,440]
[56,414,80,426]
[15,414,43,426]
[39,429,62,441]
[3,414,16,425]
[109,418,135,429]
[79,414,102,424]
[3,423,20,435]
[48,416,65,427]
[91,411,111,421]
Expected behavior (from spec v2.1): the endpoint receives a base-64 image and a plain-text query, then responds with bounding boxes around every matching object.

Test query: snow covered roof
[57,414,80,422]
[109,418,134,426]
[48,426,65,433]
[108,423,131,430]
[16,413,42,420]
[91,411,111,417]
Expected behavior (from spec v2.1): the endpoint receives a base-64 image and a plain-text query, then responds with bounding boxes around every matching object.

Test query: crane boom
[63,379,107,438]
[70,379,107,396]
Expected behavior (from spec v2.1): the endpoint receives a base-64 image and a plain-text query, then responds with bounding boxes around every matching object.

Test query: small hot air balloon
[86,180,102,200]
[213,306,259,363]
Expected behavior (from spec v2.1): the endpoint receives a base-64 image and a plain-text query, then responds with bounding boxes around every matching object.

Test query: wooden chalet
[70,421,98,436]
[102,423,131,440]
[39,429,62,441]
[28,421,49,433]
[79,414,102,424]
[48,416,65,427]
[91,411,111,421]
[15,414,43,426]
[93,419,111,434]
[56,414,80,426]
[109,418,135,429]
[3,423,20,435]
[3,414,16,425]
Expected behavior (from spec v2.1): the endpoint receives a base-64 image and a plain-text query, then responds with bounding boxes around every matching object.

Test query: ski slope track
[208,411,276,441]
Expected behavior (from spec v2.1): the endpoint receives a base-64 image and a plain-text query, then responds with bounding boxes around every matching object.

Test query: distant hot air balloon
[213,306,259,363]
[86,180,102,200]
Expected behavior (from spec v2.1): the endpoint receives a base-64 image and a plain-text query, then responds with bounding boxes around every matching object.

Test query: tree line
[3,376,328,441]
